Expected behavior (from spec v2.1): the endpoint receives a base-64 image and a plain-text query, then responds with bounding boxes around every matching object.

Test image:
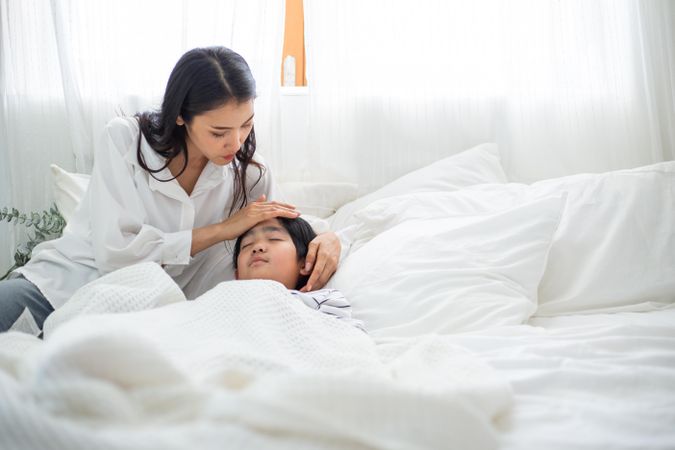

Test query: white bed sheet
[417,309,675,450]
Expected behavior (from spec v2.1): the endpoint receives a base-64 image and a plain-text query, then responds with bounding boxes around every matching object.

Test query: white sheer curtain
[303,0,674,193]
[0,0,285,272]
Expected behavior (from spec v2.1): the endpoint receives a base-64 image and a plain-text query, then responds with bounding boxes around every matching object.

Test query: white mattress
[428,309,675,449]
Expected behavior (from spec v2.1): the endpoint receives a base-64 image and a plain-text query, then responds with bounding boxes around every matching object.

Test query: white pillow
[279,181,358,218]
[533,160,675,315]
[328,195,565,338]
[346,184,532,255]
[50,164,90,223]
[328,143,507,231]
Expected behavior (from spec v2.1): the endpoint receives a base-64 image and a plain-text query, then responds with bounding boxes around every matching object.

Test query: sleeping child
[233,216,364,331]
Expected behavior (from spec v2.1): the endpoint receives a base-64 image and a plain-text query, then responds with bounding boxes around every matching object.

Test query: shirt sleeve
[87,118,192,275]
[289,288,366,331]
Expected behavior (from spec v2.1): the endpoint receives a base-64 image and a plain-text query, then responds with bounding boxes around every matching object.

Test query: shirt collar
[125,133,230,200]
[191,161,229,197]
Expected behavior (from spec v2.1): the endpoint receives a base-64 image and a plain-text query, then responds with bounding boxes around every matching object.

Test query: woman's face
[178,99,254,165]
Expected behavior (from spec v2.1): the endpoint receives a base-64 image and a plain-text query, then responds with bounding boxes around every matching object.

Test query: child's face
[235,218,303,289]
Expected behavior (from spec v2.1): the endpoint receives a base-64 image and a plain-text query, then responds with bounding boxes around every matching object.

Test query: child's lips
[249,257,268,267]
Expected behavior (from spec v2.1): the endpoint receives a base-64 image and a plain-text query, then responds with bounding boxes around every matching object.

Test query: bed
[1,143,674,449]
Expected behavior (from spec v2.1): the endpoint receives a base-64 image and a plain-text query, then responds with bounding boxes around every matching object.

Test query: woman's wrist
[217,219,236,242]
[192,222,231,256]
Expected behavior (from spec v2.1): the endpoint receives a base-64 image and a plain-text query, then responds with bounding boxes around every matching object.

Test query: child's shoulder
[290,288,344,300]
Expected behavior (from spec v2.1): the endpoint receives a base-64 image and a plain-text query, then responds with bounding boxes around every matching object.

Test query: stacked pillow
[51,164,90,223]
[328,143,508,231]
[278,181,358,219]
[531,162,675,316]
[327,145,675,338]
[329,194,565,337]
[50,165,360,221]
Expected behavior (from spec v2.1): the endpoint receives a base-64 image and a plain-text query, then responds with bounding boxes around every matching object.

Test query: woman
[0,46,341,333]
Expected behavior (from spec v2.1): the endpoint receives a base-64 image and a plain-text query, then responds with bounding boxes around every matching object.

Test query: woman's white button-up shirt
[17,116,278,308]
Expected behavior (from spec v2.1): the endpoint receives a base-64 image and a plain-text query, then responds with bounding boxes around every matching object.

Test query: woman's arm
[88,120,193,273]
[88,120,298,273]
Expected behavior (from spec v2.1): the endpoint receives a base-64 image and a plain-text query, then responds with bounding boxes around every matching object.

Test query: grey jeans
[0,273,54,334]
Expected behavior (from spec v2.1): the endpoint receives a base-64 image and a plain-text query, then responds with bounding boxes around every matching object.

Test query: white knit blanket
[0,263,512,450]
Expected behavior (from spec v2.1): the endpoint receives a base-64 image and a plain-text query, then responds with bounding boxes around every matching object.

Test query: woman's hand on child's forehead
[220,195,298,242]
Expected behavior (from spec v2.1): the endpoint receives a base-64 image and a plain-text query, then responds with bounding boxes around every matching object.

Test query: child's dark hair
[233,216,316,290]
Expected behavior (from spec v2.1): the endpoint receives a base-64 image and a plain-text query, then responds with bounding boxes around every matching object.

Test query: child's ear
[298,256,312,276]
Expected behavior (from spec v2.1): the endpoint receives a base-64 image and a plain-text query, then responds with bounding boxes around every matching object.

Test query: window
[281,0,306,86]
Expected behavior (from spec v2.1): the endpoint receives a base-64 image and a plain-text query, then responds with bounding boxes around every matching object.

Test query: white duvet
[448,309,675,450]
[0,263,512,450]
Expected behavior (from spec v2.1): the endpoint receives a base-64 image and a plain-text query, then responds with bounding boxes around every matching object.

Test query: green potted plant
[0,205,65,280]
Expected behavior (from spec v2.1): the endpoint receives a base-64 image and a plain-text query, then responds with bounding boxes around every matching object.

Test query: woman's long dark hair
[135,47,263,215]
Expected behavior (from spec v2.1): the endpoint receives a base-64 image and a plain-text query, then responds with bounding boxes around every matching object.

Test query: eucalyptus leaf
[0,204,65,280]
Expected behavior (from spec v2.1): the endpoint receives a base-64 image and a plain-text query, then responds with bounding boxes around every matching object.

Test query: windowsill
[280,86,309,96]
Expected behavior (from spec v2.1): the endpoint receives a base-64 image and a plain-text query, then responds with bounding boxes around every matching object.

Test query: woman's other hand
[299,231,341,292]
